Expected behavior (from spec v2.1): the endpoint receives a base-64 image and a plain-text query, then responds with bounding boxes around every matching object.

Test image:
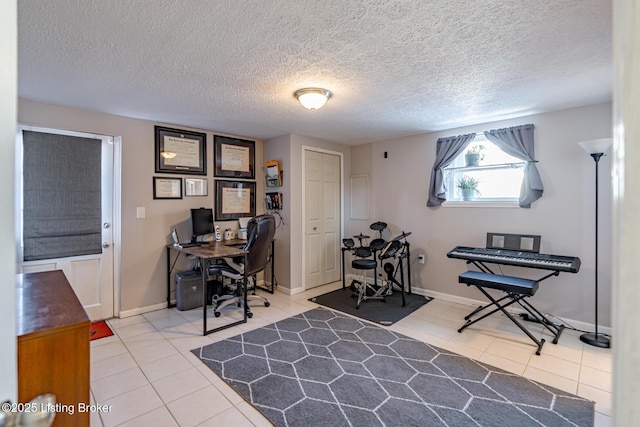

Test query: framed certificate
[155,126,207,175]
[214,135,255,179]
[153,177,182,199]
[215,180,256,220]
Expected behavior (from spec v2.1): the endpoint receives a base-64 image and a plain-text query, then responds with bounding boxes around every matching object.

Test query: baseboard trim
[118,302,167,319]
[416,288,613,337]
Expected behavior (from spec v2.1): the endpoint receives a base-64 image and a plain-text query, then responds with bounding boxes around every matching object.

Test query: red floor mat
[90,320,114,341]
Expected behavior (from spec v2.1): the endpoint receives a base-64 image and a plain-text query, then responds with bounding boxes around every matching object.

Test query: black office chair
[208,214,275,318]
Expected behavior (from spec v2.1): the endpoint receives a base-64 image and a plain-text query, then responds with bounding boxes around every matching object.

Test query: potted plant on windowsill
[457,175,480,201]
[464,145,485,167]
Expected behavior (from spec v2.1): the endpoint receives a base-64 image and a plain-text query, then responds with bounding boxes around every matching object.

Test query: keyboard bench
[459,271,538,296]
[458,270,563,355]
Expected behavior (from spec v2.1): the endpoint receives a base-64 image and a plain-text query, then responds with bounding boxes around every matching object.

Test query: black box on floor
[175,270,224,311]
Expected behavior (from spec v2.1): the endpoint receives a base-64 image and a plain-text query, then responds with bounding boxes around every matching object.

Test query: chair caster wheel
[264,301,270,307]
[247,312,253,318]
[214,311,221,318]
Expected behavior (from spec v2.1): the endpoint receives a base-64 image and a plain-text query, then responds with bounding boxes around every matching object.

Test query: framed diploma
[214,135,255,179]
[153,177,183,199]
[155,126,207,175]
[215,180,256,221]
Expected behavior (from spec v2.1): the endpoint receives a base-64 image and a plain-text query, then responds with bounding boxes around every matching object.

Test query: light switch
[136,207,146,219]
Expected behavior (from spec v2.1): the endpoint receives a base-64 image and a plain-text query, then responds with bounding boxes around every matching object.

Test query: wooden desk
[16,270,90,427]
[166,242,248,335]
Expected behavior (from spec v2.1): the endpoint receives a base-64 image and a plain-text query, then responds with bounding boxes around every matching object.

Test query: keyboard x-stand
[447,243,581,354]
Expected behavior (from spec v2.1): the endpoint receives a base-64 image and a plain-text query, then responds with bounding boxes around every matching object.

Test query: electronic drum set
[341,221,413,309]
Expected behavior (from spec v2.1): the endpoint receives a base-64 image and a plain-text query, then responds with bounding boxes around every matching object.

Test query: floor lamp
[578,138,612,348]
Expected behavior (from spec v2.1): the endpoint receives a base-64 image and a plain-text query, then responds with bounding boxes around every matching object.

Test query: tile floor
[89,282,612,426]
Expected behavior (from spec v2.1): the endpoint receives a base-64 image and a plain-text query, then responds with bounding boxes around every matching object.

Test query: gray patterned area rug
[192,308,594,427]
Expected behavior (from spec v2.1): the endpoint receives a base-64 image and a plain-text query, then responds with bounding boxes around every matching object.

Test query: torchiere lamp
[577,137,612,348]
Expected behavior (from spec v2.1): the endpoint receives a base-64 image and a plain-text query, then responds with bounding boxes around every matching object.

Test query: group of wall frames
[350,174,370,220]
[153,126,256,220]
[153,177,209,199]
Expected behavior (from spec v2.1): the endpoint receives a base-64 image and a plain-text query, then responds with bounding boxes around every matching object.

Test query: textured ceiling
[17,0,612,145]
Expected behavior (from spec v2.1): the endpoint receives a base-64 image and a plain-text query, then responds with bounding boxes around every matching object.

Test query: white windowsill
[442,200,520,208]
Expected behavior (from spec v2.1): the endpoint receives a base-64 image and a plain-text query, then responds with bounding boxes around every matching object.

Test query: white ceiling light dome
[294,88,333,110]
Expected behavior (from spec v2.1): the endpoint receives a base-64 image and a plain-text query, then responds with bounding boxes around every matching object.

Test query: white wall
[612,0,640,422]
[263,134,292,288]
[17,99,264,314]
[0,0,17,403]
[357,103,612,326]
[264,134,351,293]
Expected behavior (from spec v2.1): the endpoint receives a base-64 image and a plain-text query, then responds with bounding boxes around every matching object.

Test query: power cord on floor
[518,312,612,338]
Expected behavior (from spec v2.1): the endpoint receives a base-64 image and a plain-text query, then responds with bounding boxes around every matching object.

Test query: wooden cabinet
[16,270,90,427]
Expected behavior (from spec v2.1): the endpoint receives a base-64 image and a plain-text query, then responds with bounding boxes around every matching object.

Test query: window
[443,133,525,203]
[17,127,107,261]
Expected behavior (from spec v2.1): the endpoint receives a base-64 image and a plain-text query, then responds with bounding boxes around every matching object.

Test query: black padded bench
[458,271,564,355]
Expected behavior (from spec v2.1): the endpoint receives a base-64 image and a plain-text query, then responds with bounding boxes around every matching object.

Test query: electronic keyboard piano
[448,237,581,355]
[447,246,581,273]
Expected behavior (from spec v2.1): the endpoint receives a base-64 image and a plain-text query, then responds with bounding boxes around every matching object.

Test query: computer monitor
[191,208,214,238]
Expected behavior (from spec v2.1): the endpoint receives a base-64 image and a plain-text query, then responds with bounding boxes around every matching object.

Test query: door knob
[102,242,110,249]
[103,222,111,229]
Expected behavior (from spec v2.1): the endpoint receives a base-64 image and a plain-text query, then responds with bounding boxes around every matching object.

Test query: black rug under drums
[308,287,432,326]
[192,308,594,427]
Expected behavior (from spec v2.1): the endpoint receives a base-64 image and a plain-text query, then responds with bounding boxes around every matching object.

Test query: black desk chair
[208,214,275,318]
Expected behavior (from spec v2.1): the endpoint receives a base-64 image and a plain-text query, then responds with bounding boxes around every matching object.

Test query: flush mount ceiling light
[294,88,332,110]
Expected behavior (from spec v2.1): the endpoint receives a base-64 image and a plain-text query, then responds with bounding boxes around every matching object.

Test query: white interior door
[305,150,341,288]
[16,126,115,321]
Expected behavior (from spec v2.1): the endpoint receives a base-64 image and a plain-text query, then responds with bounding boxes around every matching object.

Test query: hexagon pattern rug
[192,308,594,427]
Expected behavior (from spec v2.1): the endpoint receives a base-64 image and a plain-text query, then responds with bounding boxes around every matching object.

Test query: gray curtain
[484,124,542,208]
[22,130,102,261]
[427,133,476,206]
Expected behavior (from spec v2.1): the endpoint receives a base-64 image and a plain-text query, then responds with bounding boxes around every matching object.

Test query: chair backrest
[242,214,276,276]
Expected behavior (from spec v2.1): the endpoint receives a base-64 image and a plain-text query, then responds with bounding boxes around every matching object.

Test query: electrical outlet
[418,254,425,264]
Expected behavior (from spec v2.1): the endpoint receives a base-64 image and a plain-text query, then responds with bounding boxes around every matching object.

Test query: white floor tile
[484,338,534,365]
[152,367,210,404]
[115,321,158,340]
[90,352,138,382]
[107,315,148,330]
[140,353,194,382]
[526,352,581,381]
[197,406,254,427]
[91,367,149,402]
[579,365,613,392]
[117,407,179,427]
[90,340,129,363]
[166,385,233,426]
[128,340,179,365]
[101,384,164,426]
[478,353,527,376]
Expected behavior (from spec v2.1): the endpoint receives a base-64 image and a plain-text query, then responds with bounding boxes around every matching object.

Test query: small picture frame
[214,135,255,179]
[185,178,208,197]
[153,177,182,199]
[215,180,256,221]
[155,126,207,175]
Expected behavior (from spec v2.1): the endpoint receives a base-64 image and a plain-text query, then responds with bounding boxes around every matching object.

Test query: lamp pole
[580,151,610,348]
